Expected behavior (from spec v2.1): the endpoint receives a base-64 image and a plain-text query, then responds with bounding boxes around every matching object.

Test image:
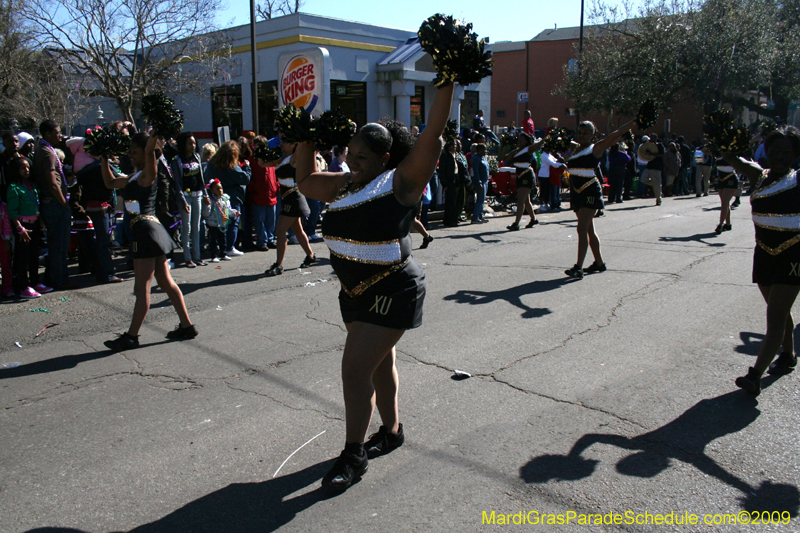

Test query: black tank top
[751,169,800,256]
[124,172,157,216]
[322,169,418,294]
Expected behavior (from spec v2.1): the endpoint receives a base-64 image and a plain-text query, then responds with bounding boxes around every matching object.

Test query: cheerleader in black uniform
[101,133,197,351]
[713,157,738,234]
[264,138,317,276]
[721,126,800,395]
[505,133,539,231]
[564,120,635,279]
[294,83,455,490]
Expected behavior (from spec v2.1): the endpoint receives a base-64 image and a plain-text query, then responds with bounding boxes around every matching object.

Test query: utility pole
[250,0,259,135]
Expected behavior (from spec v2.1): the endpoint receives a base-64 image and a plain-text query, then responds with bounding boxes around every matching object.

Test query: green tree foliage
[561,0,797,120]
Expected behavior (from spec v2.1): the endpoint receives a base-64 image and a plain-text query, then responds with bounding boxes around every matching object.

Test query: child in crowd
[7,158,52,298]
[202,178,236,262]
[471,143,490,223]
[0,199,13,297]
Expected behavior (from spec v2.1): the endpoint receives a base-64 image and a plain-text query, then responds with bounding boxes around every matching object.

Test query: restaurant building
[153,13,491,142]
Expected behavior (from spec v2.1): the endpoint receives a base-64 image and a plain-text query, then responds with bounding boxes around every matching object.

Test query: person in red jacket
[247,136,279,250]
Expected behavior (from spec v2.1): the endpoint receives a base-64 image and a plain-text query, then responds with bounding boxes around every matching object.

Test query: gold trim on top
[752,212,800,218]
[754,221,800,232]
[327,190,393,212]
[752,170,797,200]
[323,235,399,246]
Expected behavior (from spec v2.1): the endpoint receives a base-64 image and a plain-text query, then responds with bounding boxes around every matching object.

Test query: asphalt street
[1,192,798,532]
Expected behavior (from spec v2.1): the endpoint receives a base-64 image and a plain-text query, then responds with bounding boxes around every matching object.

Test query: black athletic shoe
[715,224,724,235]
[735,367,762,396]
[722,224,732,232]
[565,265,584,279]
[364,424,405,459]
[265,263,284,277]
[525,219,539,228]
[731,198,741,208]
[300,254,317,268]
[584,262,607,274]
[420,235,434,249]
[506,223,520,231]
[322,446,368,490]
[104,332,140,352]
[768,351,797,376]
[166,324,198,340]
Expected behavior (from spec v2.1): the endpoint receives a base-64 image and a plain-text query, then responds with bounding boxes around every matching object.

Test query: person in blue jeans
[32,120,74,290]
[204,141,251,257]
[471,143,489,222]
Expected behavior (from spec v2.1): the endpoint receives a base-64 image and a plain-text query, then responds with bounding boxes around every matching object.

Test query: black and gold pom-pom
[758,119,777,137]
[499,131,518,150]
[141,93,184,138]
[83,127,131,158]
[274,105,314,144]
[703,109,750,155]
[542,128,574,154]
[315,108,356,150]
[443,119,459,143]
[418,14,493,87]
[253,144,284,163]
[636,100,659,130]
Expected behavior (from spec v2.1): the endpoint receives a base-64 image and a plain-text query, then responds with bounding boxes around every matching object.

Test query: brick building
[491,24,706,142]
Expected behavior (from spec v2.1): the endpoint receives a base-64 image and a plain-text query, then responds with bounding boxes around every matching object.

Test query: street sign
[518,92,529,103]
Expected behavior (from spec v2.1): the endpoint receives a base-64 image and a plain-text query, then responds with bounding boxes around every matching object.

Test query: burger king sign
[278,48,330,116]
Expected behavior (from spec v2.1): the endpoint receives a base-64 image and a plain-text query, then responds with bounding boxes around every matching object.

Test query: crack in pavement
[304,295,347,333]
[222,381,343,421]
[396,250,726,432]
[3,370,201,410]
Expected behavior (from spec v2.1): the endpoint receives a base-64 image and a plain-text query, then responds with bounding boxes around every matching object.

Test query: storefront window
[330,81,367,129]
[257,81,279,138]
[410,86,425,126]
[211,84,243,143]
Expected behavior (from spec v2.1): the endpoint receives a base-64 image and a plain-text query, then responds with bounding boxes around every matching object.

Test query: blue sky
[217,0,589,43]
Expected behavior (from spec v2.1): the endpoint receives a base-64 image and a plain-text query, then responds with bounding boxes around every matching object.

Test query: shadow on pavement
[433,228,509,244]
[659,232,725,246]
[0,337,176,380]
[737,332,765,355]
[26,460,338,533]
[519,388,800,516]
[444,278,572,318]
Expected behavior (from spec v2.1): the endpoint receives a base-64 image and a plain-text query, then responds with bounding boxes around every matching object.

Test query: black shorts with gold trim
[570,176,604,212]
[516,168,535,190]
[280,188,311,218]
[753,242,800,286]
[338,258,425,330]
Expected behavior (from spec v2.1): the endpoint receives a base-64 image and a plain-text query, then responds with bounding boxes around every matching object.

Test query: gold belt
[130,214,161,228]
[281,187,298,199]
[341,258,409,298]
[756,235,800,256]
[574,177,600,194]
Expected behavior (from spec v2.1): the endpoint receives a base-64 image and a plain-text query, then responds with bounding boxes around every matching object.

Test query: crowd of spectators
[0,115,792,301]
